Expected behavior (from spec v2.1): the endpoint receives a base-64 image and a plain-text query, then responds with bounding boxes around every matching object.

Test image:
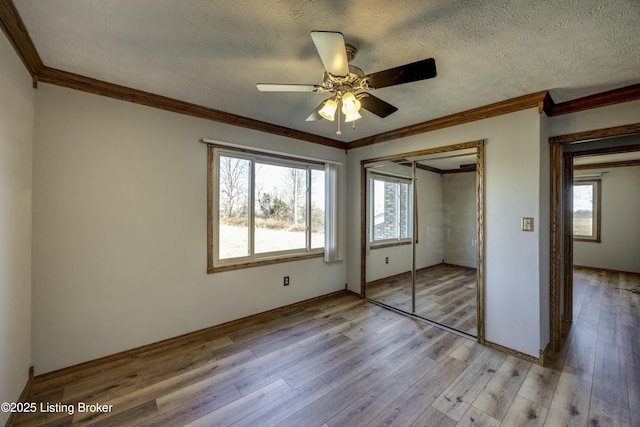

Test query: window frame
[572,178,601,243]
[208,145,325,273]
[368,172,413,247]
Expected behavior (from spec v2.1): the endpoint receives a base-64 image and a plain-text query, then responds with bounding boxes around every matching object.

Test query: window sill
[370,240,413,250]
[573,238,601,243]
[208,251,324,273]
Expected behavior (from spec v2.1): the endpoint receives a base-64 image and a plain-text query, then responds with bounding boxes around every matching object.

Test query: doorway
[360,140,485,342]
[549,122,640,350]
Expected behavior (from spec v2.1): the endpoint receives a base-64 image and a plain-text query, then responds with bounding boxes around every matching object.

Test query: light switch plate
[522,217,534,231]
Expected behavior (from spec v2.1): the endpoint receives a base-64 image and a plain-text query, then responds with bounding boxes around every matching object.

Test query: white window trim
[368,173,413,246]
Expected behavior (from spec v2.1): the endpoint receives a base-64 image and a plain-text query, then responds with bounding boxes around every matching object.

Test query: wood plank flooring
[10,267,639,426]
[366,263,477,336]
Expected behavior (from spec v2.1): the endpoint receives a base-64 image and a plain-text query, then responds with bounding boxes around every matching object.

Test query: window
[573,179,601,242]
[369,174,412,244]
[210,146,326,271]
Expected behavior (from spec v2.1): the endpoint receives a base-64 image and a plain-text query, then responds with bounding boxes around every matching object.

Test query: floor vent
[282,308,305,317]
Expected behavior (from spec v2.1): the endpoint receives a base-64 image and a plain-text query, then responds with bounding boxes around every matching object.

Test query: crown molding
[0,0,42,84]
[348,91,549,149]
[551,83,640,116]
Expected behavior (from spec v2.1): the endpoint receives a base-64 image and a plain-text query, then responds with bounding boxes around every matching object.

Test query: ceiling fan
[256,31,437,134]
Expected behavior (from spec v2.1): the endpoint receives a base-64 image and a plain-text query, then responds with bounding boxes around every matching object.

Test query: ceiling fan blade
[366,58,437,89]
[256,83,320,92]
[359,94,398,118]
[310,31,350,77]
[306,100,326,121]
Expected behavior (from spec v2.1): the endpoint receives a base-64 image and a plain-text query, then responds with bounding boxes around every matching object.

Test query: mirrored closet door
[363,142,484,339]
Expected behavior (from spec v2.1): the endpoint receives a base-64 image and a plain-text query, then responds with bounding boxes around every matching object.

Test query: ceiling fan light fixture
[344,111,362,122]
[341,92,361,115]
[318,98,338,121]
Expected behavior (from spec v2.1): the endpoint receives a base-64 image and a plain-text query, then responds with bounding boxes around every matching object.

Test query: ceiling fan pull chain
[336,108,342,135]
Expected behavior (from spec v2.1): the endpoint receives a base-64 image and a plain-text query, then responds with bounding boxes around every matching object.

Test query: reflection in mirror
[365,147,479,337]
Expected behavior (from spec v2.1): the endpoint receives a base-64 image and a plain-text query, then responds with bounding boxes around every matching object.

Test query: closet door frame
[360,139,485,344]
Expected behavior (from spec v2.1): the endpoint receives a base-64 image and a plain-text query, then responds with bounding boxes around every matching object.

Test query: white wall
[538,113,551,351]
[574,165,640,273]
[31,84,347,374]
[443,172,477,268]
[0,34,34,425]
[348,108,546,357]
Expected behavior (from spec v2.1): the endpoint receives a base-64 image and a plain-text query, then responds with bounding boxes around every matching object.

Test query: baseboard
[485,340,540,365]
[4,367,33,427]
[539,342,553,367]
[574,265,640,276]
[34,289,354,383]
[344,288,364,298]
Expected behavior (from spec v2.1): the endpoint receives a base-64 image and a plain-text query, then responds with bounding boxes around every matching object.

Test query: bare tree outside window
[218,155,250,258]
[219,156,249,219]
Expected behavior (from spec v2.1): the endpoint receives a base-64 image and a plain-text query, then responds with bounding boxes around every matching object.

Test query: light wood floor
[10,267,639,426]
[366,263,477,336]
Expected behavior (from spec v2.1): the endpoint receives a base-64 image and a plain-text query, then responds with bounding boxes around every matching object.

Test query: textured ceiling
[14,0,640,142]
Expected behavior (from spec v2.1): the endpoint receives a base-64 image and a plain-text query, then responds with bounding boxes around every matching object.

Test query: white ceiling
[14,0,640,143]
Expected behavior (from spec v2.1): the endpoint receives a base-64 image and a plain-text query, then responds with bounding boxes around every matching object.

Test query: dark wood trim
[0,0,43,81]
[442,166,477,174]
[575,159,640,170]
[562,153,574,322]
[549,141,563,352]
[360,161,367,298]
[37,66,346,150]
[476,141,485,345]
[363,140,484,165]
[207,146,214,273]
[343,288,364,299]
[33,289,351,381]
[541,91,556,116]
[551,83,640,116]
[549,122,640,145]
[415,163,443,174]
[399,162,477,175]
[370,241,412,250]
[349,91,548,149]
[574,264,640,276]
[485,340,540,365]
[208,252,324,274]
[567,143,640,158]
[538,342,553,367]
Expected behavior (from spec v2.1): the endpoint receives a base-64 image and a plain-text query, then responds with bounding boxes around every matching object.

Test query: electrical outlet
[522,217,534,232]
[385,257,389,264]
[283,276,290,286]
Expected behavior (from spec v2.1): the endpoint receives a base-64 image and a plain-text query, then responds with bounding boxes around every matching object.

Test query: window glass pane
[373,179,399,241]
[254,163,306,253]
[218,155,250,259]
[311,169,325,249]
[573,183,594,237]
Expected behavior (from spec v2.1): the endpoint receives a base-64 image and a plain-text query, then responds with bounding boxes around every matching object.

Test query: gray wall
[0,34,34,425]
